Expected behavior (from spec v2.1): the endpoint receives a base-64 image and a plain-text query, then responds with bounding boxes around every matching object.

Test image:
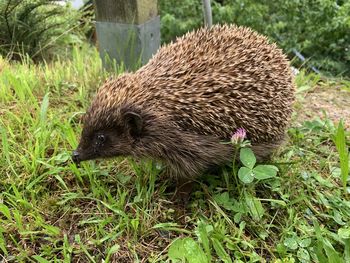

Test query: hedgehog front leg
[163,133,234,179]
[164,158,206,204]
[163,138,232,203]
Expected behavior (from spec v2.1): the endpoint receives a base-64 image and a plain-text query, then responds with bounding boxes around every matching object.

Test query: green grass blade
[211,237,232,263]
[32,255,51,263]
[39,93,50,124]
[0,204,12,221]
[344,239,350,262]
[333,121,349,191]
[0,124,18,176]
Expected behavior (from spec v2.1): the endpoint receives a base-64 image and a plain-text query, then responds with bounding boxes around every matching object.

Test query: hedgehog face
[72,108,143,164]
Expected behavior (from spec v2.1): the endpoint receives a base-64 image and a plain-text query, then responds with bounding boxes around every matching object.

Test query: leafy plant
[238,148,278,184]
[0,0,88,61]
[168,237,209,263]
[313,221,349,263]
[168,221,233,263]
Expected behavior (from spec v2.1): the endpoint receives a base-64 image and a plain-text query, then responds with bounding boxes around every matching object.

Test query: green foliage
[1,46,350,261]
[168,237,209,263]
[332,121,350,191]
[159,0,202,43]
[238,147,278,184]
[159,0,350,77]
[0,0,88,62]
[169,222,233,263]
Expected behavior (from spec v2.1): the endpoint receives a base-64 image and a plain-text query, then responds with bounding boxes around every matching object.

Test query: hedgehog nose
[72,150,81,164]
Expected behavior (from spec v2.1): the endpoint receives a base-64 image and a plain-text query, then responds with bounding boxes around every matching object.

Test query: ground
[296,79,350,129]
[0,48,349,262]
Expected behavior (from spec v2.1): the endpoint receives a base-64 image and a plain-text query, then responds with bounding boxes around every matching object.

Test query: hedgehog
[72,24,295,180]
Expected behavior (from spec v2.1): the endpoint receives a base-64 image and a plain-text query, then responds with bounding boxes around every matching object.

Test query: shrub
[159,0,350,77]
[0,0,88,62]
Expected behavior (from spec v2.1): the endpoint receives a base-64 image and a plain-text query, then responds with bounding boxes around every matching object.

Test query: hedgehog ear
[124,111,143,137]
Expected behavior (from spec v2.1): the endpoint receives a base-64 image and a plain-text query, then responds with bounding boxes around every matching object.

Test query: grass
[0,45,349,262]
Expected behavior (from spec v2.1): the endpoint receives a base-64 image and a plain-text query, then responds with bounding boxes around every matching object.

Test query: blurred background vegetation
[0,0,92,62]
[1,0,349,76]
[160,0,350,77]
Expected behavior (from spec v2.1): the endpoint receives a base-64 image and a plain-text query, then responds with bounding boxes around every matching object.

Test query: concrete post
[93,0,160,71]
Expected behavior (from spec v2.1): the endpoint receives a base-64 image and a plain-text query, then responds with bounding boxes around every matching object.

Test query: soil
[296,84,350,129]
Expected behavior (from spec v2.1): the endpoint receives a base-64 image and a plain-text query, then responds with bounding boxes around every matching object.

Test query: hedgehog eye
[96,134,105,144]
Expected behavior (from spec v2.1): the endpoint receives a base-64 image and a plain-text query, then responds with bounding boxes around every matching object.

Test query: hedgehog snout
[72,150,81,164]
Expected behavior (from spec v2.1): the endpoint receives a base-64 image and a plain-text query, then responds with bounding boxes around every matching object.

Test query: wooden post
[93,0,160,71]
[202,0,212,27]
